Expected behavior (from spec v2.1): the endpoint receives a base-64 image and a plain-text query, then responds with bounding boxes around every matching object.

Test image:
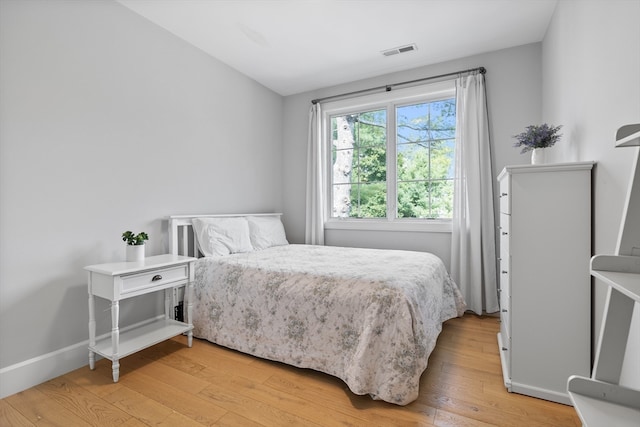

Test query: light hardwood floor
[0,315,581,426]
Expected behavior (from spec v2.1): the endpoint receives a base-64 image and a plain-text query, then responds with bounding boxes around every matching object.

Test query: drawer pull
[502,347,508,351]
[151,274,163,282]
[501,270,508,274]
[502,231,508,235]
[502,308,508,313]
[501,192,508,197]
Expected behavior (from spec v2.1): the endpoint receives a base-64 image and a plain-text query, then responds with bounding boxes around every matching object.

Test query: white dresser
[497,162,594,405]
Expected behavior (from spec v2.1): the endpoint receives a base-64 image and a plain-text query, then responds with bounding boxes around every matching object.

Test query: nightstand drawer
[121,265,188,294]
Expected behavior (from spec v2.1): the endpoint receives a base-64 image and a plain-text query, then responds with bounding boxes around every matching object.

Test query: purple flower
[513,124,563,153]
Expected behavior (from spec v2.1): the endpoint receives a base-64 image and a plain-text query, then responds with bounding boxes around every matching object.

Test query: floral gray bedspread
[192,244,466,405]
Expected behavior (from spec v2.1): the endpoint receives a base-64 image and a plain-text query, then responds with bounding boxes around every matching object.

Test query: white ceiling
[117,0,557,96]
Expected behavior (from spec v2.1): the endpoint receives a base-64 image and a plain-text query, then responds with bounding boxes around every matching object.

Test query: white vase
[531,148,546,165]
[126,244,145,262]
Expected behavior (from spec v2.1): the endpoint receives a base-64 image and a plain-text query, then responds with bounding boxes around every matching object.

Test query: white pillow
[192,217,253,257]
[247,216,289,250]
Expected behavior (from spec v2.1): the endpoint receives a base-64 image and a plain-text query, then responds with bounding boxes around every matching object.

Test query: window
[325,82,456,229]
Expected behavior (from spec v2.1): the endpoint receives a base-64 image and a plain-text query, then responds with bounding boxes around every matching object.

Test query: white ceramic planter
[531,148,546,165]
[126,244,145,262]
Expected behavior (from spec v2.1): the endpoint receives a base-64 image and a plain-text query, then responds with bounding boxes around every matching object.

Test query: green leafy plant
[121,231,149,246]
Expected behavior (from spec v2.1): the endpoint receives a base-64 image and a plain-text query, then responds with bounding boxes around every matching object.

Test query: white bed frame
[167,213,284,258]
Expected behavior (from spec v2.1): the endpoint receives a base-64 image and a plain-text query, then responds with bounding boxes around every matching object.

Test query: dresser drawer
[499,318,511,377]
[499,177,511,214]
[499,213,511,258]
[500,281,511,337]
[500,313,510,345]
[499,258,511,299]
[120,265,188,294]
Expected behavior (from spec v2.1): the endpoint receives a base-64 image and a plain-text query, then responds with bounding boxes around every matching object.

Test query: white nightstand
[85,254,196,382]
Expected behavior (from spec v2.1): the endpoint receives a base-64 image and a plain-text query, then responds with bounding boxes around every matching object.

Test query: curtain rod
[311,66,486,105]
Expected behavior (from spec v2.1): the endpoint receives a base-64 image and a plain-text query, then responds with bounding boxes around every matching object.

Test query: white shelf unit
[567,125,640,426]
[567,255,640,427]
[615,124,640,148]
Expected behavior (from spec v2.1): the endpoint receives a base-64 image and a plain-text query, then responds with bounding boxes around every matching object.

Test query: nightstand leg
[111,300,120,382]
[164,288,171,319]
[112,360,120,382]
[88,277,96,370]
[187,281,193,347]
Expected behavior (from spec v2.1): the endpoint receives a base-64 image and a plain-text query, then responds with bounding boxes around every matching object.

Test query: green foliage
[122,231,149,246]
[350,182,386,218]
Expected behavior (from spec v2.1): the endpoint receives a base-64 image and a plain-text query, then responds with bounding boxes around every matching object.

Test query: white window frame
[322,81,456,233]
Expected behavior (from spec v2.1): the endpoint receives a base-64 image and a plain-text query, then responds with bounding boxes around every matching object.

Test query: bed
[168,213,466,405]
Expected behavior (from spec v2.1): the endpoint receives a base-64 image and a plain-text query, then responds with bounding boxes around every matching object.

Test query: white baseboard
[511,381,573,406]
[0,315,164,399]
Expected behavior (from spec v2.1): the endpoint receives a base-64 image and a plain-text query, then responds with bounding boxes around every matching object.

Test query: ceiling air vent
[382,44,418,57]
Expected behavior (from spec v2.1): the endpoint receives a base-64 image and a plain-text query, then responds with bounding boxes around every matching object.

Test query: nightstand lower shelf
[90,317,192,361]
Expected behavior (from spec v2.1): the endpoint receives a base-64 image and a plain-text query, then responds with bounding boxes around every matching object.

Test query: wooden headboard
[167,213,283,257]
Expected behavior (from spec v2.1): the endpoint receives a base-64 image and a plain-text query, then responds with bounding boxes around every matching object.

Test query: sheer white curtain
[305,103,325,245]
[451,72,498,315]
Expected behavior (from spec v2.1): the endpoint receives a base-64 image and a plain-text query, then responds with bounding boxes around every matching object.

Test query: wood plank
[124,351,211,394]
[434,408,498,427]
[103,386,202,426]
[420,366,484,399]
[0,399,34,427]
[35,377,131,426]
[172,333,258,366]
[64,360,126,398]
[120,367,228,425]
[214,411,267,427]
[178,339,275,383]
[120,417,151,427]
[198,382,323,427]
[4,387,93,426]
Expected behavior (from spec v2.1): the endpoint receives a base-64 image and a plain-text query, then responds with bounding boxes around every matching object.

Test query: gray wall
[0,0,283,395]
[283,43,543,268]
[541,0,640,388]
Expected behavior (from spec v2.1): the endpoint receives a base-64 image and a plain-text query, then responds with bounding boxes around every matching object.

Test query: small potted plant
[513,123,562,164]
[122,231,149,262]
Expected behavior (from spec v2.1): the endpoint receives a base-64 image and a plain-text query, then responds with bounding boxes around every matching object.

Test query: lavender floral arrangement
[513,124,562,153]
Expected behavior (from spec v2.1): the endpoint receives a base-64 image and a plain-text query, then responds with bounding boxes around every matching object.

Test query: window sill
[325,219,452,233]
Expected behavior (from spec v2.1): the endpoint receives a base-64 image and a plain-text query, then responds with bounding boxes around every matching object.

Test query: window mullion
[387,103,397,221]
